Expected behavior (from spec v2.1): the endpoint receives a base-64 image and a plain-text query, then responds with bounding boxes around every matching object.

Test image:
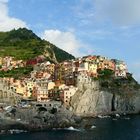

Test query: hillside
[0,28,75,62]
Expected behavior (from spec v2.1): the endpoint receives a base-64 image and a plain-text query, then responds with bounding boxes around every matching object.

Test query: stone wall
[0,79,21,106]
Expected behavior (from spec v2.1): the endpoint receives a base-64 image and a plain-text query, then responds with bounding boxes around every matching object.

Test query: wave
[8,129,27,134]
[115,114,120,117]
[53,126,82,132]
[91,125,96,129]
[97,115,111,118]
[64,126,81,131]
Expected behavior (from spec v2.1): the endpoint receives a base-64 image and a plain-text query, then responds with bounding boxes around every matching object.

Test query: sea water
[0,115,140,140]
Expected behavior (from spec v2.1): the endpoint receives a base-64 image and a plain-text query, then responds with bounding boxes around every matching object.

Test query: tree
[98,69,114,79]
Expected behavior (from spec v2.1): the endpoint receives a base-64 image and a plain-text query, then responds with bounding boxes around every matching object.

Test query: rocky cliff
[70,74,140,117]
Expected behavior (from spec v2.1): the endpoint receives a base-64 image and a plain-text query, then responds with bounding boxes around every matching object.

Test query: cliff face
[70,75,140,117]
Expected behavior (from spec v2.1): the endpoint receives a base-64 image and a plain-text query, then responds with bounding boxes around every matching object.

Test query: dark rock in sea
[0,102,81,134]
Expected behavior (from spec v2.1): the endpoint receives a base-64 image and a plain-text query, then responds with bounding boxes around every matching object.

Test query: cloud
[0,0,8,2]
[74,0,140,26]
[42,29,90,56]
[0,0,27,31]
[94,0,140,26]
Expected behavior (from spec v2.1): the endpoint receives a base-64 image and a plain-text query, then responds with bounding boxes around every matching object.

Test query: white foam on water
[115,114,120,117]
[9,129,27,134]
[53,126,82,132]
[98,115,111,118]
[91,125,96,129]
[65,126,81,131]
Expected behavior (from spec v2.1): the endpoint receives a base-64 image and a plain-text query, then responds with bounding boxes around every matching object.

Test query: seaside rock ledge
[70,74,140,117]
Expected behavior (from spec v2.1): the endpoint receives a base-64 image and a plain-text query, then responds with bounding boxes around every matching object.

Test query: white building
[114,60,127,77]
[36,80,49,102]
[63,86,78,106]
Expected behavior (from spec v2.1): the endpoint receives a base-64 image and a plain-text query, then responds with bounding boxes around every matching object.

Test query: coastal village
[0,55,128,107]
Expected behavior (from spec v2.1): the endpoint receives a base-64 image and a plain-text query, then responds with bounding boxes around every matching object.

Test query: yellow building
[25,81,35,98]
[16,86,26,95]
[26,81,34,90]
[48,82,55,90]
[23,91,32,98]
[47,64,55,74]
[0,57,3,65]
[88,63,98,76]
[103,60,115,71]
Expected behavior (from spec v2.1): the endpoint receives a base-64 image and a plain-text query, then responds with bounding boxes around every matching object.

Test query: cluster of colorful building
[0,56,45,71]
[0,56,25,71]
[0,55,128,106]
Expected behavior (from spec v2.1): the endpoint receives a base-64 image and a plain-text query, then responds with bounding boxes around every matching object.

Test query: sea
[0,115,140,140]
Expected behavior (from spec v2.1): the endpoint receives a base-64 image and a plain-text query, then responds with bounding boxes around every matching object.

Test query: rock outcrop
[0,101,81,134]
[70,75,140,117]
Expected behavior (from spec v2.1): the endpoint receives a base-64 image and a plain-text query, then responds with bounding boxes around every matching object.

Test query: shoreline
[0,112,139,136]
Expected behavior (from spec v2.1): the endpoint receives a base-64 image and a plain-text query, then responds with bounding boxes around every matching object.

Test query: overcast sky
[0,0,140,82]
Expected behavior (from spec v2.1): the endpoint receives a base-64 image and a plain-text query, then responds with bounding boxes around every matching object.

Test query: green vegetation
[98,71,140,94]
[92,77,98,81]
[0,28,75,62]
[0,66,33,79]
[0,28,44,60]
[50,43,75,62]
[98,69,114,79]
